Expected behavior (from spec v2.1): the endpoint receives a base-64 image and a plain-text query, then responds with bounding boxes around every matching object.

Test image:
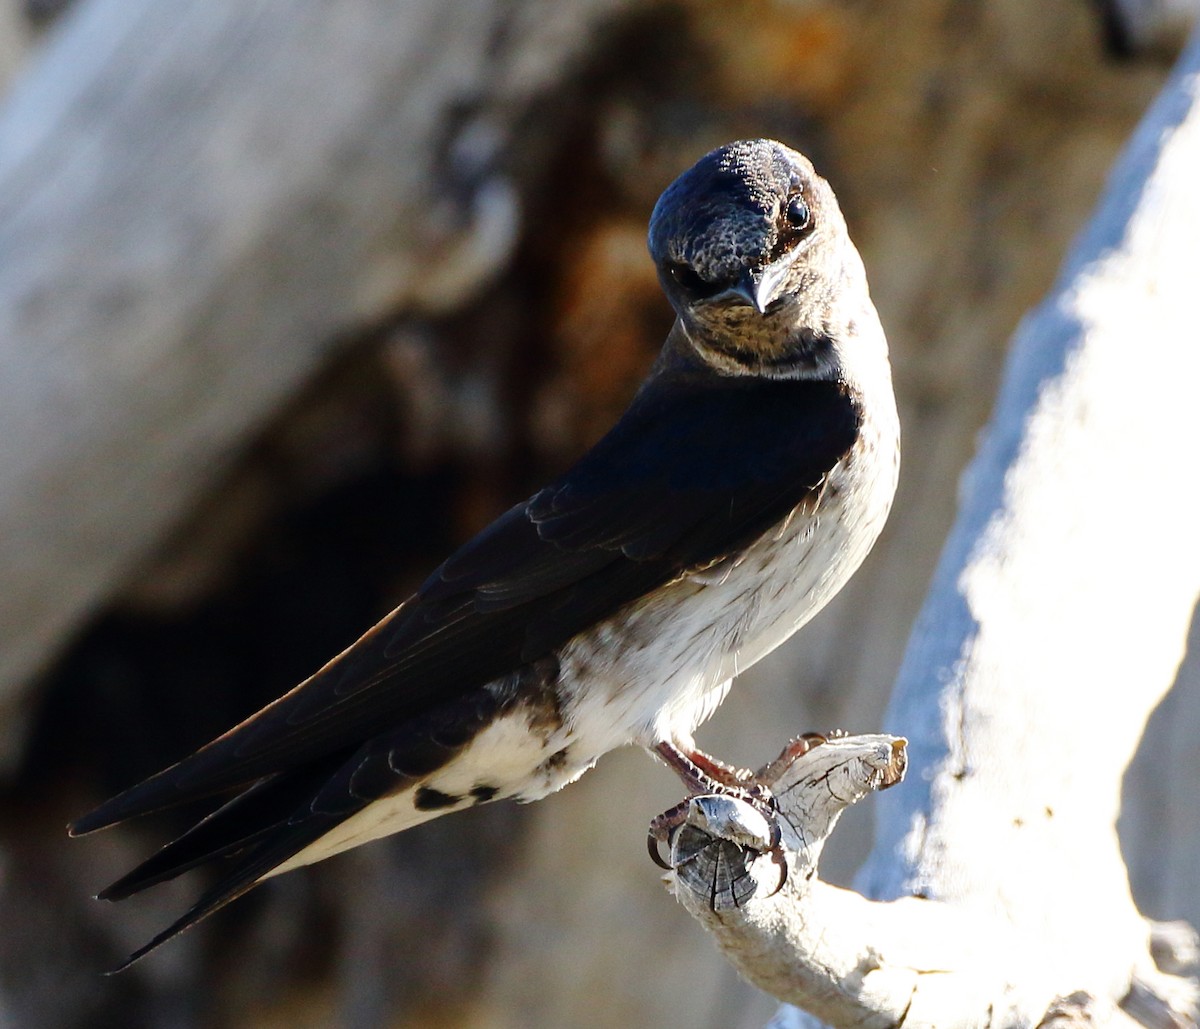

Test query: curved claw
[647,831,674,870]
[762,845,789,897]
[647,798,692,870]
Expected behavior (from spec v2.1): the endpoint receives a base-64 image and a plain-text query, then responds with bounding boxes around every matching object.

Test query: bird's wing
[71,370,860,835]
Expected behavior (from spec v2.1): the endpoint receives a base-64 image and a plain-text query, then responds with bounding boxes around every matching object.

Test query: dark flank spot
[414,787,462,811]
[537,748,570,776]
[470,784,499,805]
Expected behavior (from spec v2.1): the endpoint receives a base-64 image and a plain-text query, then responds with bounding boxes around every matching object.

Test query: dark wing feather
[97,755,347,902]
[71,371,859,835]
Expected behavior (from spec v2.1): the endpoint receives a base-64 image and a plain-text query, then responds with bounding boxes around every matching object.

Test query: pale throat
[682,300,847,382]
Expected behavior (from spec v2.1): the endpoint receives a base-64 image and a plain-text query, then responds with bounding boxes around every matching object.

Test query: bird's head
[648,139,863,377]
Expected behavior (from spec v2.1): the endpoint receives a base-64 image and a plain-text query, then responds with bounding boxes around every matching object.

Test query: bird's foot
[646,739,783,878]
[647,800,695,869]
[646,793,787,897]
[651,738,761,793]
[646,734,831,888]
[680,747,759,789]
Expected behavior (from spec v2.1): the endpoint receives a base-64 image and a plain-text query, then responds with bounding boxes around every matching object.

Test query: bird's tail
[108,810,345,972]
[74,680,515,968]
[94,753,364,970]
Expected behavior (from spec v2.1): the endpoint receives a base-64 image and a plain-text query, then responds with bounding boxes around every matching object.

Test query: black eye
[785,195,811,230]
[667,262,722,299]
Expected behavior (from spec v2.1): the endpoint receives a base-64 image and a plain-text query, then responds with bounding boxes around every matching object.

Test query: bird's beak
[731,261,790,315]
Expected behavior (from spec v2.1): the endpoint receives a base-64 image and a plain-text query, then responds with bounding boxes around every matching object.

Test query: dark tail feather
[107,809,347,973]
[69,749,264,837]
[98,757,345,902]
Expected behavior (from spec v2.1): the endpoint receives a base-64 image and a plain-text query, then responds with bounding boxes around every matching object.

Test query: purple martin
[70,139,900,967]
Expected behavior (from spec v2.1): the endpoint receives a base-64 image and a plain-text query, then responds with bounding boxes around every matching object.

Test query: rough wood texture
[672,739,1196,1029]
[667,735,914,1027]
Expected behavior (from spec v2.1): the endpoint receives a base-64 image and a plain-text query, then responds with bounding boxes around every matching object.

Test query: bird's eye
[667,262,722,299]
[785,195,811,231]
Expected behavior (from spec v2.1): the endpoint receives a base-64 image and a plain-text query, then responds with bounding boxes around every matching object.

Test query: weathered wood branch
[667,735,920,1027]
[0,0,630,761]
[665,21,1200,1029]
[667,736,1197,1028]
[668,736,1197,1029]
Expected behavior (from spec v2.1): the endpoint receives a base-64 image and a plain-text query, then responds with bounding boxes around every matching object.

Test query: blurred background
[0,1,1197,1026]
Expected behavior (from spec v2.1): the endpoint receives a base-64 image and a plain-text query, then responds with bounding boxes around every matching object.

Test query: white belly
[273,406,898,875]
[551,432,899,778]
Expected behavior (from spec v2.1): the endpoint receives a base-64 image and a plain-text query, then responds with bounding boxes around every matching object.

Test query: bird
[70,138,900,968]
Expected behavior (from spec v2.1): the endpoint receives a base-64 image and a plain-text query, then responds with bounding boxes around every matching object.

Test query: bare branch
[668,735,920,1029]
[666,735,1197,1029]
